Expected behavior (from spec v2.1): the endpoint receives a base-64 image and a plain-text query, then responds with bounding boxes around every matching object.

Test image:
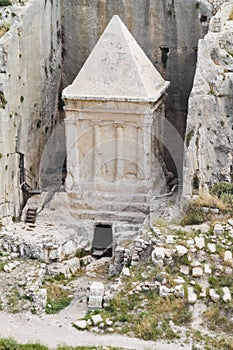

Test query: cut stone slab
[222,287,231,303]
[209,289,220,303]
[63,15,169,102]
[90,282,104,296]
[159,286,173,297]
[152,247,165,260]
[195,237,205,250]
[166,235,174,244]
[207,243,216,253]
[180,265,190,275]
[175,245,188,257]
[74,320,87,330]
[122,267,130,277]
[91,314,103,325]
[192,267,203,277]
[88,295,103,310]
[224,250,233,266]
[204,264,212,275]
[187,287,197,304]
[88,281,105,309]
[213,223,224,235]
[174,276,185,285]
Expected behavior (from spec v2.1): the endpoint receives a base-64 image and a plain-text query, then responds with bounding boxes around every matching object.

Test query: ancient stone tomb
[62,15,169,215]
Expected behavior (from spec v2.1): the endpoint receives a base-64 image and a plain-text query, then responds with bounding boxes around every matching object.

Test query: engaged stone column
[65,118,80,190]
[93,123,101,179]
[143,118,153,181]
[137,126,144,179]
[116,125,124,180]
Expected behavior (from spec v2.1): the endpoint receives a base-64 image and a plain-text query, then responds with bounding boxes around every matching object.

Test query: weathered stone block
[175,245,188,257]
[209,289,220,303]
[88,295,103,309]
[192,267,203,277]
[74,320,87,330]
[90,282,104,296]
[91,314,103,325]
[187,287,197,304]
[195,237,205,250]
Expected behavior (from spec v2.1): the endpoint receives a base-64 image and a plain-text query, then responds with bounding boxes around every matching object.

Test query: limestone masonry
[62,15,169,216]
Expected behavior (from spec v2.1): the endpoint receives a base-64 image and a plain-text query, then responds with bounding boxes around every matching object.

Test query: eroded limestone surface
[0,0,63,218]
[183,2,233,195]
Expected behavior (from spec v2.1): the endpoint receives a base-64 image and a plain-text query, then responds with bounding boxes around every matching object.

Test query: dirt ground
[0,255,192,350]
[0,306,192,350]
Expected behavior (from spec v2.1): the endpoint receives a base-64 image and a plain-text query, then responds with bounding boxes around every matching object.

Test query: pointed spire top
[63,15,169,102]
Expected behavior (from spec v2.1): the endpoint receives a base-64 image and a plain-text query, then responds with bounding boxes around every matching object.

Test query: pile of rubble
[73,218,233,333]
[114,219,233,305]
[0,253,47,313]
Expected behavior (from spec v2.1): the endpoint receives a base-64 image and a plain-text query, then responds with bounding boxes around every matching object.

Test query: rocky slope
[0,212,233,348]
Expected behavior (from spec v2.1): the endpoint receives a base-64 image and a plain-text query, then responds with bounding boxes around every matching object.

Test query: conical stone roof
[63,15,169,102]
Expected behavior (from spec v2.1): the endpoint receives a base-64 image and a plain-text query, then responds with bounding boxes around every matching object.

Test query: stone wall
[61,0,212,178]
[0,0,62,218]
[183,2,233,196]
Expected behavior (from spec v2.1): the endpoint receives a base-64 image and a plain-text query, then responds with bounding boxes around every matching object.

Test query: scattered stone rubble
[0,215,233,330]
[74,218,233,333]
[0,254,47,313]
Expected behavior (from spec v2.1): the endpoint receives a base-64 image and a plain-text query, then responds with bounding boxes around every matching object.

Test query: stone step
[25,207,38,224]
[69,208,146,224]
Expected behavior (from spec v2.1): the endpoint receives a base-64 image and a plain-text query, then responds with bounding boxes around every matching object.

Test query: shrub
[0,23,10,38]
[46,297,71,314]
[0,0,11,6]
[0,338,17,350]
[0,91,7,109]
[181,203,205,225]
[186,129,194,147]
[210,182,233,207]
[229,9,233,20]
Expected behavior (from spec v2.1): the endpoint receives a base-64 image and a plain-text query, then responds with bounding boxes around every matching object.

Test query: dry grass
[193,191,227,211]
[0,23,10,38]
[229,9,233,20]
[46,284,68,299]
[203,306,233,333]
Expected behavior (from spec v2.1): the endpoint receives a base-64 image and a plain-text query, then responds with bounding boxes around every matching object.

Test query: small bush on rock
[0,338,17,350]
[210,182,233,208]
[0,0,11,6]
[181,203,205,225]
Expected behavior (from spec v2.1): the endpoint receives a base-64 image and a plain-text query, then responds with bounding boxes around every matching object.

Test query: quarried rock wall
[0,0,62,218]
[183,2,233,196]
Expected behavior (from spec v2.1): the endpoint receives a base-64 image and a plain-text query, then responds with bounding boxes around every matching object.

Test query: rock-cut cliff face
[0,0,231,219]
[0,0,62,218]
[183,2,233,196]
